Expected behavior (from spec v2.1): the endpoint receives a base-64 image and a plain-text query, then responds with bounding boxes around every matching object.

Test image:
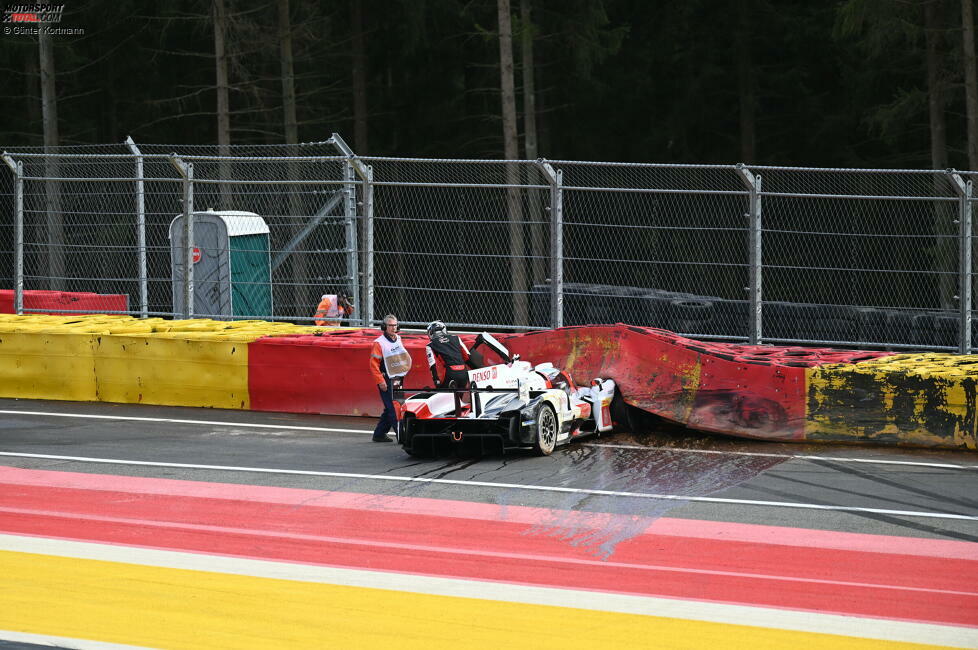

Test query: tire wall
[0,290,129,316]
[248,332,438,417]
[0,330,98,402]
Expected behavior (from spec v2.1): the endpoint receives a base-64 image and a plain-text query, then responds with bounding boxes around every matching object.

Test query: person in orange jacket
[369,314,412,442]
[314,290,354,326]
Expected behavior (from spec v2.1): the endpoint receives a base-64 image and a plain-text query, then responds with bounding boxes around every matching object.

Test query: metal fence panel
[364,158,549,330]
[3,142,356,323]
[754,167,961,348]
[1,139,974,351]
[553,162,750,339]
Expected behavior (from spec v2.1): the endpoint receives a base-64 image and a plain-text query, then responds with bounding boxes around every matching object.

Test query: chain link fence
[1,137,975,352]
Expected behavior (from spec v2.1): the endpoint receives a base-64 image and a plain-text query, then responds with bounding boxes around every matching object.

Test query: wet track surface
[1,396,975,547]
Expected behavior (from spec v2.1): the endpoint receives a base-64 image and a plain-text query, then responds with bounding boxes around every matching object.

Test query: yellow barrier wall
[0,315,324,410]
[0,331,98,402]
[94,336,250,409]
[807,354,978,450]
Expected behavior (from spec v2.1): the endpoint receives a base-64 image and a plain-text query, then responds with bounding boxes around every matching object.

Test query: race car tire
[400,414,430,457]
[398,413,413,445]
[405,446,432,459]
[532,403,558,456]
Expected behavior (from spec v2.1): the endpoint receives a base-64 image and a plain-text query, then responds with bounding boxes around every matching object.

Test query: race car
[397,333,621,456]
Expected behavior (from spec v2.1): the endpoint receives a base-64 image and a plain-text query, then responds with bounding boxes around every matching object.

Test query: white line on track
[0,630,147,650]
[2,408,975,471]
[584,443,978,470]
[1,534,975,648]
[1,451,976,522]
[0,409,370,434]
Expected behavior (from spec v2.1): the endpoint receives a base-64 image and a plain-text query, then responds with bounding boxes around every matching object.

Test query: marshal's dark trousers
[373,379,398,440]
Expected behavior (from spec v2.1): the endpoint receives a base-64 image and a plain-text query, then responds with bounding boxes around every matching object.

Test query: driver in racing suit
[425,320,477,388]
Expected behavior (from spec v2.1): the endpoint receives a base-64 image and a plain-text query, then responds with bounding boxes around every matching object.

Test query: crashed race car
[396,333,623,456]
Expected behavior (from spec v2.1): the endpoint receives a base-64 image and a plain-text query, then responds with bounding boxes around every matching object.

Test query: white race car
[397,333,621,456]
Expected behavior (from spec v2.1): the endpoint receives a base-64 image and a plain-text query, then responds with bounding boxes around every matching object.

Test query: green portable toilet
[169,209,273,319]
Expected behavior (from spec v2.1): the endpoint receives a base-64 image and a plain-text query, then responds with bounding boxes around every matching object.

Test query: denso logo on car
[470,365,498,383]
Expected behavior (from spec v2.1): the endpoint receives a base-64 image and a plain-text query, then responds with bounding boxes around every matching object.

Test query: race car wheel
[405,446,432,459]
[532,403,558,456]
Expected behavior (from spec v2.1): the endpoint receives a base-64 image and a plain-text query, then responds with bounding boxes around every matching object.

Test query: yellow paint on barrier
[0,314,335,408]
[674,354,703,425]
[0,332,97,401]
[0,314,327,338]
[0,551,946,650]
[807,353,978,449]
[94,335,250,409]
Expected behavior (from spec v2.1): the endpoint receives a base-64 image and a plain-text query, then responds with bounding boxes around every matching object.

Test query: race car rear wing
[470,332,513,364]
[395,385,543,420]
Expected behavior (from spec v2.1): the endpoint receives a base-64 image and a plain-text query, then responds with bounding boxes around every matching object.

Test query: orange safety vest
[371,334,412,381]
[314,295,348,326]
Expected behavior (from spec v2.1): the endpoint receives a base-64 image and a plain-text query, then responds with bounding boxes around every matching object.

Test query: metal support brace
[536,159,563,328]
[330,133,368,325]
[170,156,194,319]
[736,164,763,345]
[271,191,346,272]
[2,154,24,314]
[364,165,375,328]
[125,136,148,318]
[949,172,973,354]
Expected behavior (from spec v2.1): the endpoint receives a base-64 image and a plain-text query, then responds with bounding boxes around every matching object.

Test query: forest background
[1,0,976,170]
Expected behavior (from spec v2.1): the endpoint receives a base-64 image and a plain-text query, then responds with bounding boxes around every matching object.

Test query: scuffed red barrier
[249,331,437,417]
[497,325,893,441]
[0,289,129,315]
[248,324,892,440]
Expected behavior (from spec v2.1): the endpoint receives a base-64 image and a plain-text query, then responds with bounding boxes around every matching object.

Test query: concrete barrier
[0,315,974,450]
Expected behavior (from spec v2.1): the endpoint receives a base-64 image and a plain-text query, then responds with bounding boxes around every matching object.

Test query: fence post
[949,172,973,354]
[170,156,194,319]
[364,164,375,328]
[329,133,368,326]
[342,161,360,324]
[125,136,148,318]
[2,154,23,314]
[535,160,562,328]
[736,164,763,344]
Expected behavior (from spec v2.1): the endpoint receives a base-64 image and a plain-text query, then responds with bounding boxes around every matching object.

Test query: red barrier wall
[0,290,129,315]
[496,325,891,441]
[248,324,892,440]
[249,331,436,417]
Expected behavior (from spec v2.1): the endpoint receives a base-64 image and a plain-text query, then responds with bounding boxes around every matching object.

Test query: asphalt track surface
[1,397,977,648]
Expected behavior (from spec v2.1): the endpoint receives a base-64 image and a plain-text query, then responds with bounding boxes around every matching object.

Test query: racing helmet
[426,320,447,339]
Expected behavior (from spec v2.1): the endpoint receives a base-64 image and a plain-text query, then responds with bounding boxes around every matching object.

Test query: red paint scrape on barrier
[497,325,893,441]
[0,289,128,315]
